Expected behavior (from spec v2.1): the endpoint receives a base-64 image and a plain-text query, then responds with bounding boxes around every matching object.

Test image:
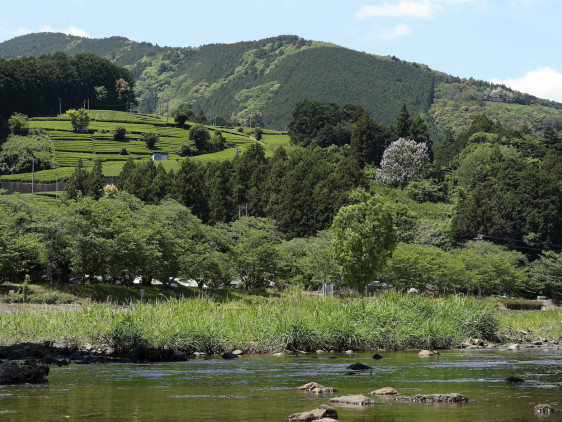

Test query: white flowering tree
[376,138,429,186]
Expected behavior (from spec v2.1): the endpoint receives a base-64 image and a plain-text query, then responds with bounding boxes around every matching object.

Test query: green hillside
[2,33,562,143]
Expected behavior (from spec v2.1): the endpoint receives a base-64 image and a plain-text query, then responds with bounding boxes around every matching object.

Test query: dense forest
[0,53,135,125]
[2,100,544,300]
[2,33,562,143]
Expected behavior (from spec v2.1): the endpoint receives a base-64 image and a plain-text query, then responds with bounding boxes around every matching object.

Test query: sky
[1,0,562,102]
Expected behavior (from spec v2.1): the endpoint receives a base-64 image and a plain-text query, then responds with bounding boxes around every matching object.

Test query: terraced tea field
[1,110,263,182]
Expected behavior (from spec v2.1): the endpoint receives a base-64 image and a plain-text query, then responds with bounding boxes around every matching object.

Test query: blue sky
[1,0,562,102]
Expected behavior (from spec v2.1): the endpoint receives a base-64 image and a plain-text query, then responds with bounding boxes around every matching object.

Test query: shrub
[502,299,543,310]
[143,133,158,150]
[119,147,128,155]
[254,127,263,140]
[405,180,447,203]
[66,109,90,131]
[113,126,127,142]
[8,113,29,135]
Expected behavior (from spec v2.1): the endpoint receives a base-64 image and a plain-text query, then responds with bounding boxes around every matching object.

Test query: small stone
[534,404,558,413]
[272,352,284,357]
[370,387,398,395]
[507,344,520,351]
[344,350,353,354]
[311,387,339,394]
[298,382,324,391]
[232,349,243,355]
[316,350,326,354]
[418,350,440,357]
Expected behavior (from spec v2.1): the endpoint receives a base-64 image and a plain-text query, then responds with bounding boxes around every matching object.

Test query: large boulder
[288,405,338,421]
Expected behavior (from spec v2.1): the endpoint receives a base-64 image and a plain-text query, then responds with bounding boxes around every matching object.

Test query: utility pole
[31,158,34,194]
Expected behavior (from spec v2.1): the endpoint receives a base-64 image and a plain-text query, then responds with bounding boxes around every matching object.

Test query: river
[1,348,561,421]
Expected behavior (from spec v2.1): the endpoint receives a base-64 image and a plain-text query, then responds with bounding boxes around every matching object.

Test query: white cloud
[40,26,89,38]
[380,23,413,38]
[356,1,441,19]
[491,67,562,103]
[356,0,475,20]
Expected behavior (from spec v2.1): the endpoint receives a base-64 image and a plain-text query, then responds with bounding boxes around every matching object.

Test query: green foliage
[22,274,30,303]
[189,125,211,150]
[66,109,91,131]
[0,292,502,351]
[0,133,57,174]
[381,241,527,296]
[0,52,135,119]
[173,106,193,128]
[143,132,158,149]
[331,189,396,291]
[8,113,29,135]
[254,126,263,140]
[405,180,447,203]
[113,126,127,142]
[530,251,562,302]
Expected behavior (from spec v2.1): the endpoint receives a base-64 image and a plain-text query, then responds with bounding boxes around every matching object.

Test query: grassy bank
[499,309,562,341]
[0,292,501,353]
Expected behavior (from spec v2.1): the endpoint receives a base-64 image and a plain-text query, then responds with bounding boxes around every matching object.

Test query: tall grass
[499,309,562,341]
[0,292,501,353]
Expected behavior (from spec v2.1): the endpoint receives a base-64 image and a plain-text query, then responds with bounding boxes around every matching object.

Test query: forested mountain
[2,32,562,144]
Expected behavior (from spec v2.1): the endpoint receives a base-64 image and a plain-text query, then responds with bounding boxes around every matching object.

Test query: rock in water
[370,387,398,396]
[346,363,372,370]
[505,376,524,383]
[329,395,376,406]
[0,362,49,384]
[395,393,468,403]
[222,352,239,359]
[372,353,384,360]
[297,382,324,391]
[534,404,558,413]
[288,405,339,421]
[128,343,150,363]
[418,350,440,357]
[297,382,339,394]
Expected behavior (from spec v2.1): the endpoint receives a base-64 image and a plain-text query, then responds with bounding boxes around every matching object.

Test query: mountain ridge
[2,32,562,142]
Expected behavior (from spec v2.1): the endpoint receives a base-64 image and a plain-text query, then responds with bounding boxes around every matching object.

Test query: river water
[1,348,561,421]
